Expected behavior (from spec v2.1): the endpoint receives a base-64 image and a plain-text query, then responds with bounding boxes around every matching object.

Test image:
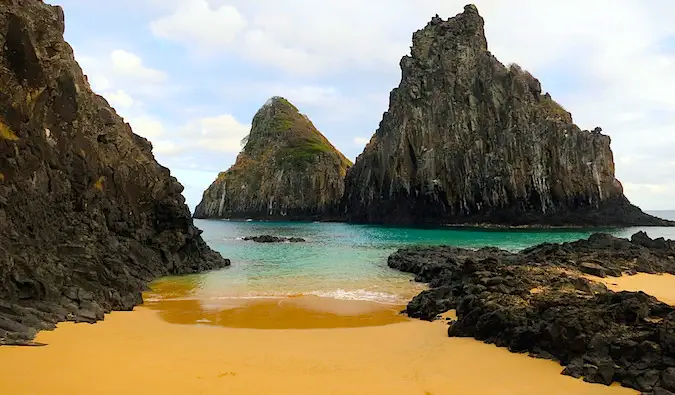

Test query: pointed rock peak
[245,96,308,148]
[413,3,487,58]
[243,97,351,168]
[194,97,352,220]
[463,4,480,14]
[262,96,299,112]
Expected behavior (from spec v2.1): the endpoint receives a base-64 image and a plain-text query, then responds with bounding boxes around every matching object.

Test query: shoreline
[386,232,675,393]
[193,217,675,230]
[0,302,636,395]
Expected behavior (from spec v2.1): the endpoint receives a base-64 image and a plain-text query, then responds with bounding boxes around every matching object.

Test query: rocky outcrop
[194,97,352,221]
[343,5,670,227]
[243,235,306,243]
[388,232,675,393]
[0,0,229,345]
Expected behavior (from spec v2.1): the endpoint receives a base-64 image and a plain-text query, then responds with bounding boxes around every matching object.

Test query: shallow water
[145,219,675,328]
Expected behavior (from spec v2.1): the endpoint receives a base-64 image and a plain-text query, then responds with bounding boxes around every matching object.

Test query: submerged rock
[343,5,671,227]
[194,97,352,221]
[0,0,230,345]
[242,235,306,243]
[388,232,675,393]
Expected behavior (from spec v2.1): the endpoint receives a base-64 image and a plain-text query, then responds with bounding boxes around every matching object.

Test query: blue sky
[52,0,675,211]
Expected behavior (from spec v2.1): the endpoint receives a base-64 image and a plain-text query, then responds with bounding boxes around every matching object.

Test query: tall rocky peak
[0,0,229,345]
[343,5,670,226]
[194,97,352,220]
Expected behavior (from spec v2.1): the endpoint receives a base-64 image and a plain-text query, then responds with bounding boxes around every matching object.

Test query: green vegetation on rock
[538,95,570,120]
[194,96,352,220]
[0,121,19,141]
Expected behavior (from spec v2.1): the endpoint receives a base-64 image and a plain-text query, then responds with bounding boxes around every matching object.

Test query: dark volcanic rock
[343,5,671,227]
[194,97,352,221]
[388,232,675,393]
[0,1,230,345]
[242,235,306,243]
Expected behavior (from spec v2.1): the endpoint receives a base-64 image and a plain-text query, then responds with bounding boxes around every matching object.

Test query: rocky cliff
[343,5,670,227]
[0,0,229,345]
[194,97,352,220]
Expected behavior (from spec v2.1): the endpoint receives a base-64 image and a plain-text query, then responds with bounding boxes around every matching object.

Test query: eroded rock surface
[0,0,229,345]
[343,5,671,227]
[388,232,675,393]
[242,235,306,243]
[194,97,352,221]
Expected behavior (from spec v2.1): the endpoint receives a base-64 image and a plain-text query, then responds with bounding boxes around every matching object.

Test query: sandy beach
[0,295,636,395]
[586,273,675,306]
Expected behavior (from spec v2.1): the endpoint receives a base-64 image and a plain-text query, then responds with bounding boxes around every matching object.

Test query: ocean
[146,218,675,315]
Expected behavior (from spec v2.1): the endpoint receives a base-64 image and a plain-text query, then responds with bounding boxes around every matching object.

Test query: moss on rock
[195,97,351,220]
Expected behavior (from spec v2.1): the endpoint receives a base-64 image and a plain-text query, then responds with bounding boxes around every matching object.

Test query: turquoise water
[149,219,675,305]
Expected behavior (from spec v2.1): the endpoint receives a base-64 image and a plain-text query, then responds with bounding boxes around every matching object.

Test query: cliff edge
[343,5,670,227]
[0,0,229,345]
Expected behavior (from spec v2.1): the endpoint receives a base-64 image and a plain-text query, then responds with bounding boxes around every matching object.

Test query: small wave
[307,289,402,304]
[146,290,406,304]
[211,295,282,300]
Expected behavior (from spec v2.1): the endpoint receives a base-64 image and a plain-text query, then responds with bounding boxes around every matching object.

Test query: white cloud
[153,141,184,156]
[128,116,165,139]
[71,0,675,209]
[90,75,111,92]
[106,89,135,109]
[79,49,171,101]
[149,0,407,74]
[110,50,167,84]
[354,137,370,145]
[182,114,251,153]
[150,0,247,52]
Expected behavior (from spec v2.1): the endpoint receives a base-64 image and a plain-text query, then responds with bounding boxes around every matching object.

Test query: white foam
[146,290,406,305]
[307,289,402,304]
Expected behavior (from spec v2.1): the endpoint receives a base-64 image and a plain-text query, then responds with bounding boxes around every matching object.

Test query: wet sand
[144,295,411,329]
[0,297,636,395]
[586,273,675,306]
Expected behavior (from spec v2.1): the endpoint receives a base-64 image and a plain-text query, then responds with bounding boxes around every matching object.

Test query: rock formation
[0,0,229,345]
[343,5,670,227]
[243,235,306,243]
[194,97,352,220]
[388,232,675,393]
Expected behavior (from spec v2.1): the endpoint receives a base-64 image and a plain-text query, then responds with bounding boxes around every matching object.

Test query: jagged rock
[0,0,230,345]
[343,5,672,227]
[388,232,675,393]
[194,97,351,221]
[242,235,306,243]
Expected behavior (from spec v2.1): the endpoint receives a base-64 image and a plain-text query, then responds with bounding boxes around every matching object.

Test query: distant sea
[648,210,675,221]
[146,219,675,314]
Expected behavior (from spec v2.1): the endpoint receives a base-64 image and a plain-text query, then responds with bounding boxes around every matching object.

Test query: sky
[50,0,675,212]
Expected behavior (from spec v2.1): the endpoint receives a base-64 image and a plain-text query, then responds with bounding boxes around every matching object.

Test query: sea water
[146,216,675,309]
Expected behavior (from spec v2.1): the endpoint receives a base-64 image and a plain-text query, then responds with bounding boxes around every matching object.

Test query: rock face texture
[0,0,229,345]
[388,232,675,393]
[194,97,352,220]
[343,5,669,226]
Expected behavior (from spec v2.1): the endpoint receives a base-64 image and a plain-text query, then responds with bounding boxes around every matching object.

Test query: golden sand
[586,273,675,306]
[0,297,636,395]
